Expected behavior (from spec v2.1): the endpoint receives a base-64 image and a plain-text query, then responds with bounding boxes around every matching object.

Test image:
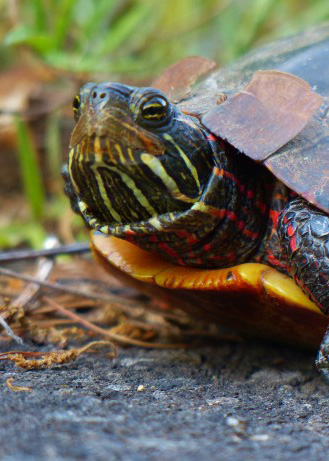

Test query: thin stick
[0,317,23,344]
[0,266,189,322]
[11,249,56,313]
[0,266,142,309]
[1,239,58,333]
[43,296,186,349]
[0,242,90,263]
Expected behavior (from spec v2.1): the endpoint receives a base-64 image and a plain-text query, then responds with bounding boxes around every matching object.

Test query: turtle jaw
[69,131,203,229]
[69,124,197,228]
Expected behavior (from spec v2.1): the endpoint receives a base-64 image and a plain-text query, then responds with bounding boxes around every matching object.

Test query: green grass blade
[46,111,62,194]
[96,2,152,56]
[53,0,77,49]
[14,116,45,220]
[32,0,48,31]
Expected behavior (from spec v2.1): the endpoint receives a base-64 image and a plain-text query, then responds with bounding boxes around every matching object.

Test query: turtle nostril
[91,90,108,104]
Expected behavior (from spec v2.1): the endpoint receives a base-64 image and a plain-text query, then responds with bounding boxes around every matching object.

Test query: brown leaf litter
[0,254,234,370]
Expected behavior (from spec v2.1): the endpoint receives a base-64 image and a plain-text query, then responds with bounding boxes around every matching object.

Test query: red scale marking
[287,225,296,237]
[294,274,326,312]
[187,235,198,244]
[175,230,198,245]
[212,252,236,262]
[206,207,226,219]
[269,209,280,227]
[159,242,180,260]
[125,229,137,235]
[256,200,267,216]
[207,133,217,142]
[176,230,189,238]
[226,210,236,221]
[203,243,212,252]
[266,250,287,270]
[243,228,260,239]
[211,208,259,240]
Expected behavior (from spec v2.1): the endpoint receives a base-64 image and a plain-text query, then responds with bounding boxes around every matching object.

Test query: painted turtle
[63,24,329,378]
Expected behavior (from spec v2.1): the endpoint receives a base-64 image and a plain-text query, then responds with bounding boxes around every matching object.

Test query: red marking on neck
[158,242,180,260]
[287,224,296,237]
[125,229,136,236]
[212,252,236,263]
[243,228,260,239]
[269,209,280,227]
[207,133,217,142]
[203,243,212,252]
[214,167,267,215]
[176,230,198,244]
[290,234,297,252]
[204,205,260,240]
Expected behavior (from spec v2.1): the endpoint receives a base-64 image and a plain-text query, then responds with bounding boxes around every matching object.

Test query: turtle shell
[171,24,329,213]
[91,25,329,348]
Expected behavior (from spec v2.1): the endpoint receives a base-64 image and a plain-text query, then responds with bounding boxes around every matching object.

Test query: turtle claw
[316,328,329,383]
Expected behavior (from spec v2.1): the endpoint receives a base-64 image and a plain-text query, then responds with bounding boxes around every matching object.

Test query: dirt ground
[1,336,328,461]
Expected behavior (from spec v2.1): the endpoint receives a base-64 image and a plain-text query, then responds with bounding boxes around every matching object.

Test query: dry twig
[6,377,31,392]
[43,296,187,349]
[0,340,117,370]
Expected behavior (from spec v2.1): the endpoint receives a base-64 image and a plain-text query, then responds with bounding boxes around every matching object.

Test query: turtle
[63,24,329,379]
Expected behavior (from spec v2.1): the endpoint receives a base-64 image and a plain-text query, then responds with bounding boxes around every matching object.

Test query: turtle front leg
[278,197,329,380]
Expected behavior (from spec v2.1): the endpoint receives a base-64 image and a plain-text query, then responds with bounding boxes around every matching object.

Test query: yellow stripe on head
[163,134,201,190]
[141,153,197,204]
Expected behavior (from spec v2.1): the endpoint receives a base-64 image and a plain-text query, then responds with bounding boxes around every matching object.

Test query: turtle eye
[72,95,81,121]
[139,96,170,125]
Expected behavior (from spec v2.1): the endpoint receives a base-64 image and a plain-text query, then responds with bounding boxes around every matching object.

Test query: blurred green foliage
[1,0,329,248]
[2,0,329,78]
[14,116,45,220]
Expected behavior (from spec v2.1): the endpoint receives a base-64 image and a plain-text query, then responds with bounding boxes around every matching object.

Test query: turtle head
[68,82,213,230]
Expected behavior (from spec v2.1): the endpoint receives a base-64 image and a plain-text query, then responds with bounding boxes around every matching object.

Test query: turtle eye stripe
[72,95,81,121]
[141,102,168,120]
[73,95,80,111]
